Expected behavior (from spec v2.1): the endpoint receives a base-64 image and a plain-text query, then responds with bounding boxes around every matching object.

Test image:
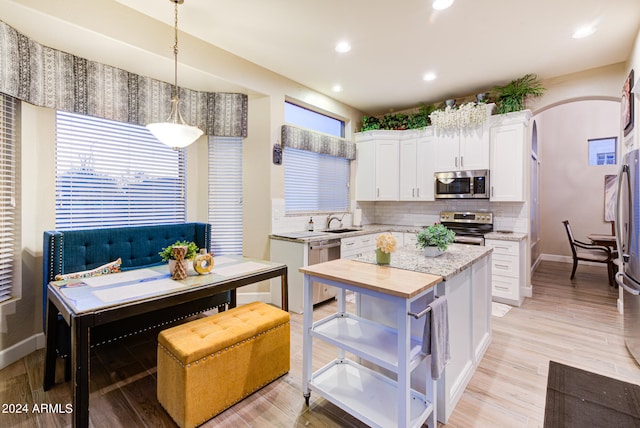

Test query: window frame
[0,93,17,303]
[283,102,350,215]
[55,111,187,230]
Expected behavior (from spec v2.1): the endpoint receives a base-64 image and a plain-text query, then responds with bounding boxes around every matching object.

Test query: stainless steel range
[439,211,493,246]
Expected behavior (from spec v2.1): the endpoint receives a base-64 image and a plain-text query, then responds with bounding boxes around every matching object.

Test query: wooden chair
[562,220,616,287]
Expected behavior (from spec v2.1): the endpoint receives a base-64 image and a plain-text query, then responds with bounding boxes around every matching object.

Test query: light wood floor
[1,260,639,427]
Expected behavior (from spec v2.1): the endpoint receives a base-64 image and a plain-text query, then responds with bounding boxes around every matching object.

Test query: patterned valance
[281,124,355,160]
[0,20,247,137]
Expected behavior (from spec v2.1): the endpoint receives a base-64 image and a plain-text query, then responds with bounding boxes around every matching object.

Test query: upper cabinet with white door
[399,129,436,201]
[489,110,532,202]
[355,131,399,201]
[434,124,491,172]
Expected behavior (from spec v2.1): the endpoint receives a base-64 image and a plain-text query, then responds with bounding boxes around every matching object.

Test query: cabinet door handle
[460,156,464,167]
[412,188,415,197]
[495,264,509,269]
[455,157,458,168]
[491,186,494,197]
[377,188,380,197]
[417,188,420,198]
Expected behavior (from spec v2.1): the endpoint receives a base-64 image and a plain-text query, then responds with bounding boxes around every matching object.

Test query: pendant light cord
[173,0,179,99]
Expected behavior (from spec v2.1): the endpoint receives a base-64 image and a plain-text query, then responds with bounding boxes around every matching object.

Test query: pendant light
[146,0,203,149]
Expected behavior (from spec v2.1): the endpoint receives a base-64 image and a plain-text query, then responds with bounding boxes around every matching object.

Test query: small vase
[376,248,391,265]
[423,247,444,258]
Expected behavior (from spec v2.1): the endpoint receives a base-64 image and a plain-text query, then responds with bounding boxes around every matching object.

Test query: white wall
[536,100,621,259]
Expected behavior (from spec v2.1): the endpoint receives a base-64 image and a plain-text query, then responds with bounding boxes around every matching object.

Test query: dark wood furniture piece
[587,233,617,249]
[42,223,232,381]
[563,220,616,287]
[43,256,288,428]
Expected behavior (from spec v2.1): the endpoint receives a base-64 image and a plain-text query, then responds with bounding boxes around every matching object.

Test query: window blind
[0,94,16,303]
[208,136,243,255]
[55,111,186,229]
[284,147,350,213]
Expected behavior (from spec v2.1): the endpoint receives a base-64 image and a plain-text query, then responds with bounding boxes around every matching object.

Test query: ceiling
[24,1,640,115]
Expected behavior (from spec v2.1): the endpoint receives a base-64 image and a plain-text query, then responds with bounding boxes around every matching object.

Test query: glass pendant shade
[146,0,203,149]
[147,96,203,149]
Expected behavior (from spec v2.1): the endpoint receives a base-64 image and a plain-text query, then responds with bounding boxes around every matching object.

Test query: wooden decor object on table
[171,246,188,280]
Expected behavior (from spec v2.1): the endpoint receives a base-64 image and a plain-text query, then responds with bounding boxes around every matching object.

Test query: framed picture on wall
[622,69,634,137]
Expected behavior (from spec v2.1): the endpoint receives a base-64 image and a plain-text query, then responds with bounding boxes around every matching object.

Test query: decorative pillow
[55,258,122,281]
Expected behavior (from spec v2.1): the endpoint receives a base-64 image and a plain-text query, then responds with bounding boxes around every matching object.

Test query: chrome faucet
[326,213,345,230]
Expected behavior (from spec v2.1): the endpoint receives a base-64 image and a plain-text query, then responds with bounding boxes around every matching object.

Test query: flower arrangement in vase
[416,224,455,257]
[375,232,397,265]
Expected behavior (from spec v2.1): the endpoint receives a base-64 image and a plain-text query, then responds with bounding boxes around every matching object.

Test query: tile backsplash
[271,198,528,234]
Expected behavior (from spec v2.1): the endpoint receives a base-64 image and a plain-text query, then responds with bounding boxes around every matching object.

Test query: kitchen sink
[324,228,361,234]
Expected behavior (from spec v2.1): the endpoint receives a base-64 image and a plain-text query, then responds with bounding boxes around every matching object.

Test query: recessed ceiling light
[332,84,343,92]
[423,72,437,81]
[572,25,596,39]
[432,0,454,11]
[335,41,351,53]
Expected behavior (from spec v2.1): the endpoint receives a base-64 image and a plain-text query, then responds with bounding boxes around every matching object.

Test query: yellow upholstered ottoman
[157,301,290,428]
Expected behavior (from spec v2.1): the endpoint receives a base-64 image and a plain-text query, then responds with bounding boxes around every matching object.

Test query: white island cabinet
[300,259,442,428]
[355,244,493,424]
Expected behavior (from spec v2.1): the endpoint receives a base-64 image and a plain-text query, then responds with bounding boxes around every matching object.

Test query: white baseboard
[540,253,608,268]
[0,333,45,370]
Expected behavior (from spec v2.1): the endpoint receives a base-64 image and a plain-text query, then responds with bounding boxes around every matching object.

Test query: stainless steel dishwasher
[308,238,340,304]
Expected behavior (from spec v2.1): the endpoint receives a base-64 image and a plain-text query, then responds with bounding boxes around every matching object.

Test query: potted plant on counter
[416,224,455,257]
[159,240,199,275]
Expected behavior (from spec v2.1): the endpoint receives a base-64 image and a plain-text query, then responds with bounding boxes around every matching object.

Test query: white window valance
[0,20,247,137]
[281,124,355,160]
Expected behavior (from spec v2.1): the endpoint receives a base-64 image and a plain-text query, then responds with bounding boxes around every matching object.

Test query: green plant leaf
[159,240,199,261]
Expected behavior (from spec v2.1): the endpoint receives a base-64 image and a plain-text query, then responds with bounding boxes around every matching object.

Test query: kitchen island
[300,243,492,426]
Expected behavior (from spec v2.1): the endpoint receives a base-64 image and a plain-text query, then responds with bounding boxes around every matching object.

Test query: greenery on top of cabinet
[358,73,545,131]
[492,74,546,114]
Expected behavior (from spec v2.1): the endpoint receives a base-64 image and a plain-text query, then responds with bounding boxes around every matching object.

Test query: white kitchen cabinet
[489,110,531,202]
[341,233,378,259]
[434,127,490,172]
[358,253,492,423]
[300,260,438,428]
[355,131,399,201]
[400,132,436,201]
[485,238,525,306]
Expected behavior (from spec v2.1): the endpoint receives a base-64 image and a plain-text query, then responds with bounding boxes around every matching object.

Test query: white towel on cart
[421,296,451,380]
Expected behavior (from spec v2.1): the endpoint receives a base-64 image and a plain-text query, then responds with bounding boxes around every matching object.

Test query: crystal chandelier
[146,0,203,149]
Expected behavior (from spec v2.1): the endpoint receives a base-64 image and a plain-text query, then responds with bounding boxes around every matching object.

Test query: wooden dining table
[587,234,617,249]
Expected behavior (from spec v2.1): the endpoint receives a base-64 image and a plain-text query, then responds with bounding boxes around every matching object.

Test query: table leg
[280,269,289,312]
[43,297,59,391]
[71,316,90,428]
[229,289,237,309]
[302,274,314,405]
[396,298,410,427]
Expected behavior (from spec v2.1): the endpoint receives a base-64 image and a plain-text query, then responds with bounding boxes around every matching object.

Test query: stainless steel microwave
[434,169,490,199]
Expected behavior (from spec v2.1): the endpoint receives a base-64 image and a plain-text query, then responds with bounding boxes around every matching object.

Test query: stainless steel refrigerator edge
[615,148,640,364]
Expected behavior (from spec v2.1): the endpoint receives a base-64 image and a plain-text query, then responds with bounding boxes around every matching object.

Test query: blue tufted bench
[42,222,231,380]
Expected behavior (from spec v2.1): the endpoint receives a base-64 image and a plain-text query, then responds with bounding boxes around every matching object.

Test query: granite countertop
[355,243,493,282]
[270,224,528,244]
[484,231,528,241]
[269,224,412,243]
